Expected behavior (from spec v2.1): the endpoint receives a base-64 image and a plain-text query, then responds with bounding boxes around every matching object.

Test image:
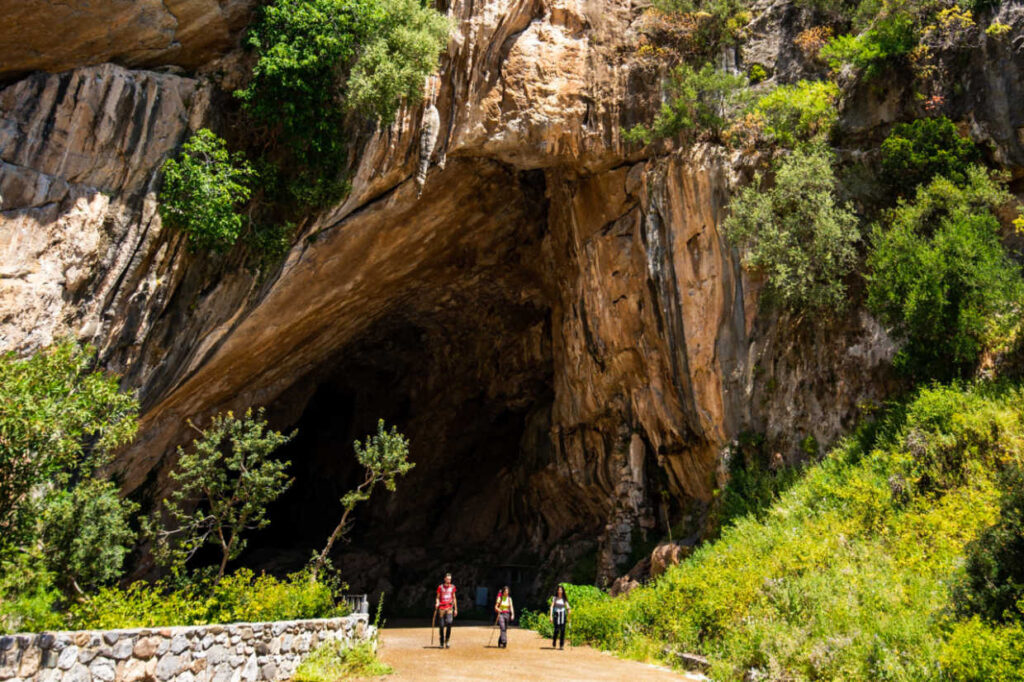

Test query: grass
[526,382,1024,680]
[293,640,392,681]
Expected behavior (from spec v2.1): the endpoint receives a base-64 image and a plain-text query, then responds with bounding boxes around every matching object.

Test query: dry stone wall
[0,615,371,682]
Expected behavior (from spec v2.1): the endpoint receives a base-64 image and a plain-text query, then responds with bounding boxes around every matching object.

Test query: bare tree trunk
[311,508,352,583]
[217,534,233,581]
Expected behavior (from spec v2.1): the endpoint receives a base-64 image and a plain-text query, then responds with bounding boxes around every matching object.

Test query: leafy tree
[159,129,256,253]
[151,409,294,580]
[753,80,840,147]
[39,479,138,595]
[237,0,449,207]
[0,340,138,544]
[723,145,861,313]
[880,116,980,197]
[346,0,451,124]
[311,419,414,581]
[623,62,747,144]
[866,167,1023,379]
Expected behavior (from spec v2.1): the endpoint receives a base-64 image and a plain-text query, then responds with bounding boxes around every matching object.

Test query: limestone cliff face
[0,0,257,82]
[1,0,1017,593]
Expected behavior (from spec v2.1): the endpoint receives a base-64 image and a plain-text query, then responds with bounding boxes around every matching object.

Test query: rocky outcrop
[8,0,1019,598]
[0,64,208,352]
[0,0,257,83]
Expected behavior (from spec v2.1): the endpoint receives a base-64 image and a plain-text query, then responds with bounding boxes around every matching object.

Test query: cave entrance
[240,171,600,612]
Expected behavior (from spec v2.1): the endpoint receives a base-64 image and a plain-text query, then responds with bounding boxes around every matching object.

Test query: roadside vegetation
[0,339,413,634]
[528,382,1024,679]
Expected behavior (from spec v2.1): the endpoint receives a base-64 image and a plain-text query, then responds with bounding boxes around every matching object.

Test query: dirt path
[376,622,700,681]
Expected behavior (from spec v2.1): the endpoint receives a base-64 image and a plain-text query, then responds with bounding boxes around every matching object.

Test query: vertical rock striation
[5,0,989,592]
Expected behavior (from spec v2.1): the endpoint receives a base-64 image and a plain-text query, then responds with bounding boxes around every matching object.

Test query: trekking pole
[431,608,437,647]
[487,613,499,647]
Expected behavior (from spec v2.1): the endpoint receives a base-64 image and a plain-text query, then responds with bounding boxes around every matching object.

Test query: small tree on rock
[723,145,860,314]
[311,419,414,582]
[151,408,294,580]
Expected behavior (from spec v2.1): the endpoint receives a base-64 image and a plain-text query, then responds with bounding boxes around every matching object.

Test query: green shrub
[719,433,803,527]
[158,129,256,253]
[880,116,980,197]
[68,569,345,630]
[238,0,449,207]
[551,382,1024,679]
[940,617,1024,681]
[955,468,1024,622]
[0,339,137,544]
[39,479,138,594]
[865,168,1023,379]
[0,553,64,634]
[753,80,839,147]
[648,0,751,54]
[519,609,553,638]
[623,62,747,144]
[723,145,860,313]
[293,640,391,681]
[346,0,451,123]
[821,4,919,79]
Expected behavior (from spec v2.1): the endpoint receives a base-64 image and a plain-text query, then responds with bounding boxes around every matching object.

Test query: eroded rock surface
[6,0,1014,597]
[0,0,256,82]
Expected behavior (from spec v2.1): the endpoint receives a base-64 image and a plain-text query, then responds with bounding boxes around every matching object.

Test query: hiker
[494,585,515,648]
[435,572,458,648]
[549,585,571,649]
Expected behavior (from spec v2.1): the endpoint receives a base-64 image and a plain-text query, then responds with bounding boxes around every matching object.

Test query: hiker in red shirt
[435,572,458,648]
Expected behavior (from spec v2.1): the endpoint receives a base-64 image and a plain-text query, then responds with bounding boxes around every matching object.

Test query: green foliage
[545,382,1024,679]
[39,479,138,594]
[753,80,839,147]
[523,583,610,643]
[955,468,1024,622]
[0,553,64,634]
[821,2,919,79]
[0,339,137,543]
[623,63,747,144]
[519,609,552,638]
[313,419,414,579]
[346,0,451,123]
[158,129,256,253]
[747,63,767,84]
[649,0,751,52]
[67,568,345,630]
[151,408,294,579]
[237,0,449,207]
[719,433,802,528]
[985,21,1012,38]
[940,617,1024,681]
[294,640,391,681]
[880,116,981,197]
[723,145,860,313]
[866,168,1023,379]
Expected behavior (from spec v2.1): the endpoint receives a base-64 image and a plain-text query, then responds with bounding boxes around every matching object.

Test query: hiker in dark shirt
[549,585,571,650]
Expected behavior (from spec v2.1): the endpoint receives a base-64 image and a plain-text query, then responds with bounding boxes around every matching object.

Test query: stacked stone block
[0,616,371,682]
